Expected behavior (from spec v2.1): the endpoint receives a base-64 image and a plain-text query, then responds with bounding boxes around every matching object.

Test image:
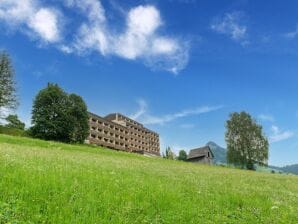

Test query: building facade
[187,146,214,164]
[87,112,160,156]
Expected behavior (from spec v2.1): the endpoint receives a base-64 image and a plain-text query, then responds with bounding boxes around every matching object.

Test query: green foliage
[5,114,25,130]
[31,83,89,143]
[0,52,17,115]
[1,134,298,223]
[0,125,29,137]
[225,112,269,170]
[177,150,187,161]
[162,146,176,159]
[68,94,89,143]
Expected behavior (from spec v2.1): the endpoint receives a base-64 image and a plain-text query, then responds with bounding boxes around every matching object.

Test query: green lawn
[0,134,298,223]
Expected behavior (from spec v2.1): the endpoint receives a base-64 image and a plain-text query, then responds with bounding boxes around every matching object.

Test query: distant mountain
[280,164,298,175]
[206,141,227,164]
[206,142,298,175]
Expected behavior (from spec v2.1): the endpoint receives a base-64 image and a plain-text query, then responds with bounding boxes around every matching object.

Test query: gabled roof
[187,146,214,160]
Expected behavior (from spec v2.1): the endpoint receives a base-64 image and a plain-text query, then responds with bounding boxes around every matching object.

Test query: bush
[0,125,29,137]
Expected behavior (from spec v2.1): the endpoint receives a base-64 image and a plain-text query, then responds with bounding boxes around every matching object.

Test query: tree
[0,52,17,117]
[5,114,25,130]
[162,146,176,160]
[31,83,89,143]
[177,150,187,161]
[225,111,269,170]
[68,94,89,143]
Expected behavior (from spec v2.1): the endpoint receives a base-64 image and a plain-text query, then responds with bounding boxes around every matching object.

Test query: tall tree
[31,83,73,142]
[225,111,269,170]
[163,147,176,160]
[0,52,17,117]
[177,150,187,161]
[68,94,89,143]
[5,114,25,130]
[31,83,89,143]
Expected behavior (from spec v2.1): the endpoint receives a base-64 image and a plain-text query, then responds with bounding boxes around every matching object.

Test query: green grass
[0,134,298,223]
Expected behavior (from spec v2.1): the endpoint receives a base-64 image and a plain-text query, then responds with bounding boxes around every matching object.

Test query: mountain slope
[281,164,298,175]
[1,134,298,223]
[206,141,227,164]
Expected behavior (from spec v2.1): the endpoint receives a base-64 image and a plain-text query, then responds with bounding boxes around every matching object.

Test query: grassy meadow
[0,134,298,223]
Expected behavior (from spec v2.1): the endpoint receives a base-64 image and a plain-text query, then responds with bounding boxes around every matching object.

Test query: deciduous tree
[177,150,187,161]
[5,114,25,130]
[225,111,268,170]
[0,52,17,117]
[31,83,89,143]
[163,146,176,160]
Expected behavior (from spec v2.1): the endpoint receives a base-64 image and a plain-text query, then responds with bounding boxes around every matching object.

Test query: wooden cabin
[187,146,214,164]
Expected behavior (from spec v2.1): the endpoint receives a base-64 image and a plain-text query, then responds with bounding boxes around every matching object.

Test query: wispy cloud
[130,99,148,120]
[269,125,294,143]
[130,99,223,125]
[211,11,248,45]
[258,114,275,122]
[0,0,189,73]
[284,25,298,39]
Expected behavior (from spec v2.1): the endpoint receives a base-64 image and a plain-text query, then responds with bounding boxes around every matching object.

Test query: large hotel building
[86,112,160,156]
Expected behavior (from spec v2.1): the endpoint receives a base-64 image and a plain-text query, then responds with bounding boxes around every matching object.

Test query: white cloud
[269,125,294,143]
[130,99,148,120]
[211,12,248,44]
[258,114,275,122]
[0,107,11,123]
[284,25,298,39]
[28,8,60,42]
[63,2,189,73]
[0,0,61,43]
[130,99,222,125]
[0,0,189,73]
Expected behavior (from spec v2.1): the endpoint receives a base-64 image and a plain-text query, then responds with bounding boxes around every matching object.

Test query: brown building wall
[86,112,160,156]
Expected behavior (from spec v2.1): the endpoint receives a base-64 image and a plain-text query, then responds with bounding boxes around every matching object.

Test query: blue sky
[1,0,298,166]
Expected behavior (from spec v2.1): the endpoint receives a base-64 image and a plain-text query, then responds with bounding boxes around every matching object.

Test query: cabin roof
[187,146,214,160]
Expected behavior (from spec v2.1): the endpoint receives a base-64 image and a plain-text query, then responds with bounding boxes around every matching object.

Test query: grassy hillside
[0,135,298,223]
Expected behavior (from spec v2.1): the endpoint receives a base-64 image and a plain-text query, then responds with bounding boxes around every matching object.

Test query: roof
[187,146,214,160]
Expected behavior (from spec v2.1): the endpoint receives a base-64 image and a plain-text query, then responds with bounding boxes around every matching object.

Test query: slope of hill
[281,164,298,175]
[1,134,298,223]
[206,141,227,164]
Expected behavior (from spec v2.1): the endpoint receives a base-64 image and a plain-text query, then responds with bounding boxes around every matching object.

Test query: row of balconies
[90,119,129,134]
[91,118,158,141]
[89,133,159,152]
[90,128,158,148]
[89,117,159,152]
[89,134,128,149]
